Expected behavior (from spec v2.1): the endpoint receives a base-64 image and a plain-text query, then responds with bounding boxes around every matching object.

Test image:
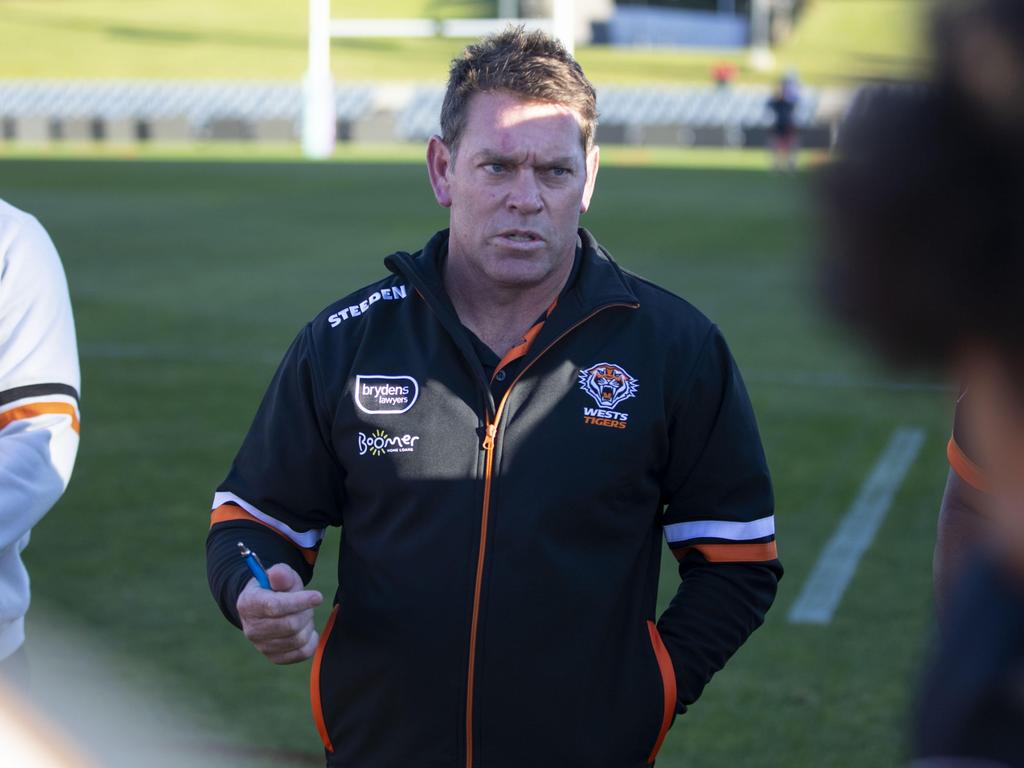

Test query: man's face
[427,90,599,289]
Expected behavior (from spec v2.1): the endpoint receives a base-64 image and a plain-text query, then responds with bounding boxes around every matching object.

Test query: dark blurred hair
[440,26,598,155]
[819,0,1024,374]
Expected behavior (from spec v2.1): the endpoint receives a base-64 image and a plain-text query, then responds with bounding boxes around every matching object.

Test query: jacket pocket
[311,604,341,753]
[644,620,677,765]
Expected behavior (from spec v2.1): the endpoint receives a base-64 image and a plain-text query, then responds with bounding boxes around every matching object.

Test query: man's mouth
[497,230,543,244]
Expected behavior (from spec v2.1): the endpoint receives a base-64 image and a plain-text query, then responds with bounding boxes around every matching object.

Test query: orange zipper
[465,421,496,768]
[463,302,638,768]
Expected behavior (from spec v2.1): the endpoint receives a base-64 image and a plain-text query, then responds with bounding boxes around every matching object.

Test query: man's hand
[237,563,324,664]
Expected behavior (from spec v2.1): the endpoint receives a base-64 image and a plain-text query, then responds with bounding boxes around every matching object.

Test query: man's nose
[506,170,543,214]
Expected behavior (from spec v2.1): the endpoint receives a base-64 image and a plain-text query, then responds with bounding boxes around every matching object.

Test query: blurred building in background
[0,0,842,151]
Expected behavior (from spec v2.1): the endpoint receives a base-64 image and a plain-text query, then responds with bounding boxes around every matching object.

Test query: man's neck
[444,251,573,360]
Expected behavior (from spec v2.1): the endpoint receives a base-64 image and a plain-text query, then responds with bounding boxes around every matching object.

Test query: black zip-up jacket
[207,229,782,768]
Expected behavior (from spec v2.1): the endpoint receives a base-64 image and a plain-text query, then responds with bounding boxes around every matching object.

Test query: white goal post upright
[303,0,336,159]
[552,0,575,55]
[301,0,577,159]
[748,0,775,72]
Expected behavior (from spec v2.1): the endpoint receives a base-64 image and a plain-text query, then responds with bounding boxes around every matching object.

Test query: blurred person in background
[767,73,800,171]
[711,61,737,89]
[818,0,1024,763]
[0,200,80,690]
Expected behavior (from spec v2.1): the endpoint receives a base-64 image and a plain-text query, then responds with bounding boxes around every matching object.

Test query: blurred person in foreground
[0,200,80,689]
[819,0,1024,763]
[206,27,781,767]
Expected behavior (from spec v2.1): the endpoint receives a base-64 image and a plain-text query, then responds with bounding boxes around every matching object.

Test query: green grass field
[4,150,950,766]
[0,0,929,84]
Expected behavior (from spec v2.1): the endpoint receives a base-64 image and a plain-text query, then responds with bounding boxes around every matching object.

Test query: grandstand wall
[0,80,845,149]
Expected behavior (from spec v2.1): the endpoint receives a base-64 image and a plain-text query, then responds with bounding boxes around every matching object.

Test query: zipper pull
[481,423,496,451]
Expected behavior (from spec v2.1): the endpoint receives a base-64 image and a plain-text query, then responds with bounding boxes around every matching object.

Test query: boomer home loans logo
[354,375,419,415]
[358,429,420,457]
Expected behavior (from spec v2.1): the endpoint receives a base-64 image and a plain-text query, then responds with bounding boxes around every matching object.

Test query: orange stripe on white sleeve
[0,401,79,434]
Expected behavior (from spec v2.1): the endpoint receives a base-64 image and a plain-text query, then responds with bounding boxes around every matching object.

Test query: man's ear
[580,144,600,214]
[426,136,454,208]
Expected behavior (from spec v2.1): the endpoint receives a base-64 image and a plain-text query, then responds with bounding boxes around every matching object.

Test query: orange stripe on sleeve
[210,504,318,565]
[0,402,79,434]
[947,436,988,493]
[672,540,778,563]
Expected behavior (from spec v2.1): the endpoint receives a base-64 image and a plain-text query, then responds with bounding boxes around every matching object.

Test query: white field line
[787,427,926,625]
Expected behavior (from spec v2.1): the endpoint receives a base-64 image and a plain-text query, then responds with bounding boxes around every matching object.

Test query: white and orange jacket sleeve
[0,199,80,661]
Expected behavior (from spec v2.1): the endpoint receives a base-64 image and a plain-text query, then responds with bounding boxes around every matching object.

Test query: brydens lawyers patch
[578,363,638,429]
[355,375,419,415]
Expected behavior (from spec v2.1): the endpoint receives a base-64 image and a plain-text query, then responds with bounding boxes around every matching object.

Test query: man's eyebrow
[472,151,578,168]
[536,156,578,168]
[472,150,522,164]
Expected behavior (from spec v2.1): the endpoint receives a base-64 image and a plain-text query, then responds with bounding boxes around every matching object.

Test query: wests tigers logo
[578,363,638,409]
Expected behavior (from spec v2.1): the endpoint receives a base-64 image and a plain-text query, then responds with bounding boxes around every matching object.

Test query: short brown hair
[440,26,598,154]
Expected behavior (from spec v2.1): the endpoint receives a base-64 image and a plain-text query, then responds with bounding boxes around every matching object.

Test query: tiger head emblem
[578,363,639,409]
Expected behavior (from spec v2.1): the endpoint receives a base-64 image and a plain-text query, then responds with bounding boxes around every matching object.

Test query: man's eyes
[480,164,572,177]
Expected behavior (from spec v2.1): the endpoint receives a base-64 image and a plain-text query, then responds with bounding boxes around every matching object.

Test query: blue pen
[237,541,272,590]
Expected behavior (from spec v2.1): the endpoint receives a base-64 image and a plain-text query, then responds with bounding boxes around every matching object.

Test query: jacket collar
[384,229,640,416]
[562,227,641,318]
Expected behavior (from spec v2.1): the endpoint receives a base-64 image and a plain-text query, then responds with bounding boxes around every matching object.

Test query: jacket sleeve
[656,325,782,711]
[0,210,80,554]
[206,323,346,627]
[947,391,987,492]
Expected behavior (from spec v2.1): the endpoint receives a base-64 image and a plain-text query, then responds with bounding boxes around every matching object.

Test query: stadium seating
[394,84,831,147]
[0,80,836,147]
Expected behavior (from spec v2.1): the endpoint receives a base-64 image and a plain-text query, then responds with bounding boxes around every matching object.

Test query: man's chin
[475,246,541,276]
[489,273,549,291]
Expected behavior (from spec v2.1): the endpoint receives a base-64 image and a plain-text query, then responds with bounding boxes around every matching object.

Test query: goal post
[302,0,336,160]
[302,0,577,159]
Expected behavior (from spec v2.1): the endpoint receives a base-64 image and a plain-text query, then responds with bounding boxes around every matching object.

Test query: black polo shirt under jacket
[206,228,782,768]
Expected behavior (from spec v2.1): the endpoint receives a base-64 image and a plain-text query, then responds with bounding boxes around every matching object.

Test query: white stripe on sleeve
[664,515,775,545]
[211,491,325,549]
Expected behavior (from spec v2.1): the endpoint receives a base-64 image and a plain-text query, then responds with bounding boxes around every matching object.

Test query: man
[818,0,1024,761]
[0,199,81,688]
[767,74,800,171]
[207,28,781,767]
